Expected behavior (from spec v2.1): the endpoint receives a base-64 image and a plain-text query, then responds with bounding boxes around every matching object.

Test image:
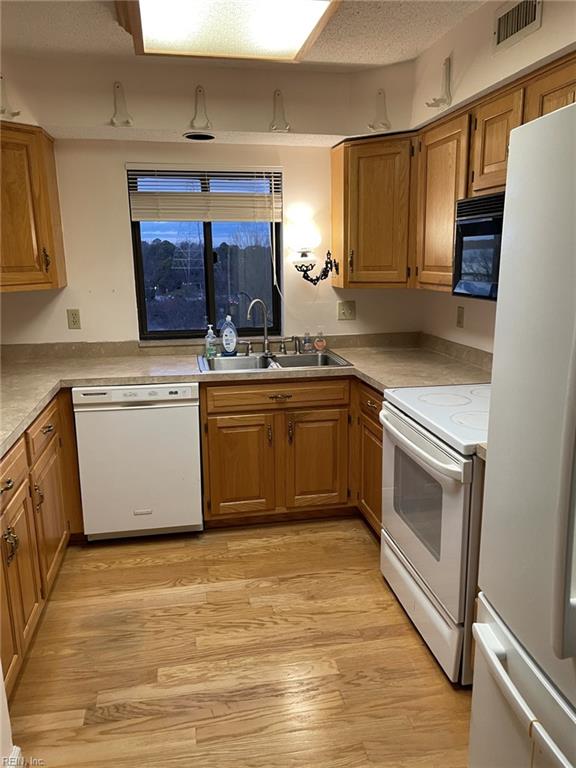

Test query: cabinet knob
[41,424,55,435]
[0,478,14,495]
[2,526,19,565]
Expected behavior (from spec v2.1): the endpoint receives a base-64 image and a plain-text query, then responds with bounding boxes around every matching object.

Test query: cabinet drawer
[358,383,383,425]
[206,380,350,414]
[26,399,60,464]
[0,438,29,512]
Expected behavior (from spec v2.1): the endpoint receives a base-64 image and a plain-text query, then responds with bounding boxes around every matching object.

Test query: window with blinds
[127,168,283,341]
[127,170,283,222]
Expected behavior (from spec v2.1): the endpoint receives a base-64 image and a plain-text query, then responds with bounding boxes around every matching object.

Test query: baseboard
[205,506,359,529]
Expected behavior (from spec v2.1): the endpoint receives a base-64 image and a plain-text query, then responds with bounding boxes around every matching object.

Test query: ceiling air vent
[494,0,543,50]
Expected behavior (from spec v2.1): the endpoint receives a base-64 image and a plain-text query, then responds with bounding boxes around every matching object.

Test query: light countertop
[0,346,489,457]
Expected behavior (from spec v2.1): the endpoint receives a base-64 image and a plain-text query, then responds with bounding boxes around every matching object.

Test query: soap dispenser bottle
[220,315,238,357]
[204,324,217,359]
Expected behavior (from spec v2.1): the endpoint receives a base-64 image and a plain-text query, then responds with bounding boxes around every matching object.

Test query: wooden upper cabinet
[30,437,68,596]
[1,122,66,293]
[524,57,576,122]
[206,413,276,518]
[470,89,524,194]
[285,409,348,509]
[331,137,412,288]
[416,114,469,290]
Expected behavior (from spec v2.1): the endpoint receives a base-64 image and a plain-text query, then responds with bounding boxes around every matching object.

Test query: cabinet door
[358,414,383,536]
[30,439,68,596]
[416,114,469,289]
[471,89,524,193]
[285,409,348,508]
[57,390,83,535]
[347,139,411,285]
[1,548,22,698]
[0,126,51,290]
[524,59,576,122]
[2,481,43,657]
[207,413,276,517]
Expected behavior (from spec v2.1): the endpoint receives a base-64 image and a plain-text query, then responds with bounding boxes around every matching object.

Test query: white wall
[419,291,497,353]
[0,139,423,344]
[411,0,576,127]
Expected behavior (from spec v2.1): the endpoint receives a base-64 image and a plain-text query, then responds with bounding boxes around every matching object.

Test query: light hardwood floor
[9,519,471,767]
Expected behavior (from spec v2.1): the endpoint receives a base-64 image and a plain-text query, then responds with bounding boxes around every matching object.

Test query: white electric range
[379,383,490,684]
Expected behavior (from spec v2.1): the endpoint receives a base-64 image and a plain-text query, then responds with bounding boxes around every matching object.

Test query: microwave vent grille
[456,192,505,219]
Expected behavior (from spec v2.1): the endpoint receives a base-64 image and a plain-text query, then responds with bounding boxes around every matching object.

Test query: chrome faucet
[247,298,271,356]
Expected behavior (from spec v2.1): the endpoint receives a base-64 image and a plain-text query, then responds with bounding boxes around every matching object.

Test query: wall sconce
[294,250,339,285]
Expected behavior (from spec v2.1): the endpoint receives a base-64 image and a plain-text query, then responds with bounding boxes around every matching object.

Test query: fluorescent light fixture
[138,0,332,60]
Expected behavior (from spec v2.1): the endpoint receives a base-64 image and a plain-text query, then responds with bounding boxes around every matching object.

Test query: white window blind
[127,169,283,223]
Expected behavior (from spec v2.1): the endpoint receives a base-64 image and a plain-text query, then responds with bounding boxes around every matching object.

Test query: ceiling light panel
[138,0,332,60]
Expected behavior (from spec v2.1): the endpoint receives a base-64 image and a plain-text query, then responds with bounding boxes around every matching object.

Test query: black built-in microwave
[453,191,505,301]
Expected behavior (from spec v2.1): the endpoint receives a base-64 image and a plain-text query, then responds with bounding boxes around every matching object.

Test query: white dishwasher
[73,383,203,540]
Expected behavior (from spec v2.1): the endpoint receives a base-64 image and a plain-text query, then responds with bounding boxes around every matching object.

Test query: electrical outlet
[67,308,81,330]
[337,300,356,321]
[456,306,465,329]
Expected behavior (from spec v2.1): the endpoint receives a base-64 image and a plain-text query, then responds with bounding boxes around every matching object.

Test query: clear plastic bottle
[220,315,238,357]
[314,330,327,352]
[302,331,314,353]
[204,324,217,359]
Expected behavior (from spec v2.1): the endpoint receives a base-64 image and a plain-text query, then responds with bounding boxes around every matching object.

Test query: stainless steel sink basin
[272,352,352,368]
[198,350,351,372]
[199,355,269,371]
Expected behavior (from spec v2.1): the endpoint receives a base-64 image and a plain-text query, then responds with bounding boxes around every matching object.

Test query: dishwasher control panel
[72,383,199,406]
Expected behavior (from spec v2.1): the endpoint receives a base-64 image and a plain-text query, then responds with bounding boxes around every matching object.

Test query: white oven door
[380,403,473,622]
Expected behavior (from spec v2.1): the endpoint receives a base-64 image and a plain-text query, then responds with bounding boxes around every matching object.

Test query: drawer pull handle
[41,424,55,435]
[3,527,19,565]
[366,399,379,410]
[268,393,292,401]
[34,483,45,507]
[0,478,14,495]
[288,420,294,444]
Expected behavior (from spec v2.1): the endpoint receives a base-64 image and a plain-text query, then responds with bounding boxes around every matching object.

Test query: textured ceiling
[1,0,484,69]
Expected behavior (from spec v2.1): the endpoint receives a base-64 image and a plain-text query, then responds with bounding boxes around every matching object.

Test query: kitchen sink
[272,352,352,368]
[198,350,352,372]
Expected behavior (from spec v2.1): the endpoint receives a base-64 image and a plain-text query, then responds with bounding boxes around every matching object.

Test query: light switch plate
[67,308,81,330]
[337,300,356,321]
[456,306,465,329]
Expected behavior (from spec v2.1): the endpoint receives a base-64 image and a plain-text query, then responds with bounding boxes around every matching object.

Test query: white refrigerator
[468,104,576,767]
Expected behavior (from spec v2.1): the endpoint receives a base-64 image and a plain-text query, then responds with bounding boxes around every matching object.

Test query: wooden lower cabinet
[207,413,276,517]
[30,437,68,596]
[202,381,352,524]
[351,382,383,537]
[285,409,348,508]
[357,414,383,535]
[1,480,44,696]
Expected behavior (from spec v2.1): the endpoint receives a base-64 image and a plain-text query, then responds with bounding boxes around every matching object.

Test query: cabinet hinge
[471,170,475,183]
[28,485,32,498]
[207,499,211,511]
[474,117,478,130]
[204,423,208,434]
[418,140,422,152]
[407,266,411,279]
[410,144,415,157]
[347,488,351,499]
[415,266,419,276]
[347,414,352,425]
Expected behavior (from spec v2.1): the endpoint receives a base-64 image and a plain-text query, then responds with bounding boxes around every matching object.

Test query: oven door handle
[380,412,465,482]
